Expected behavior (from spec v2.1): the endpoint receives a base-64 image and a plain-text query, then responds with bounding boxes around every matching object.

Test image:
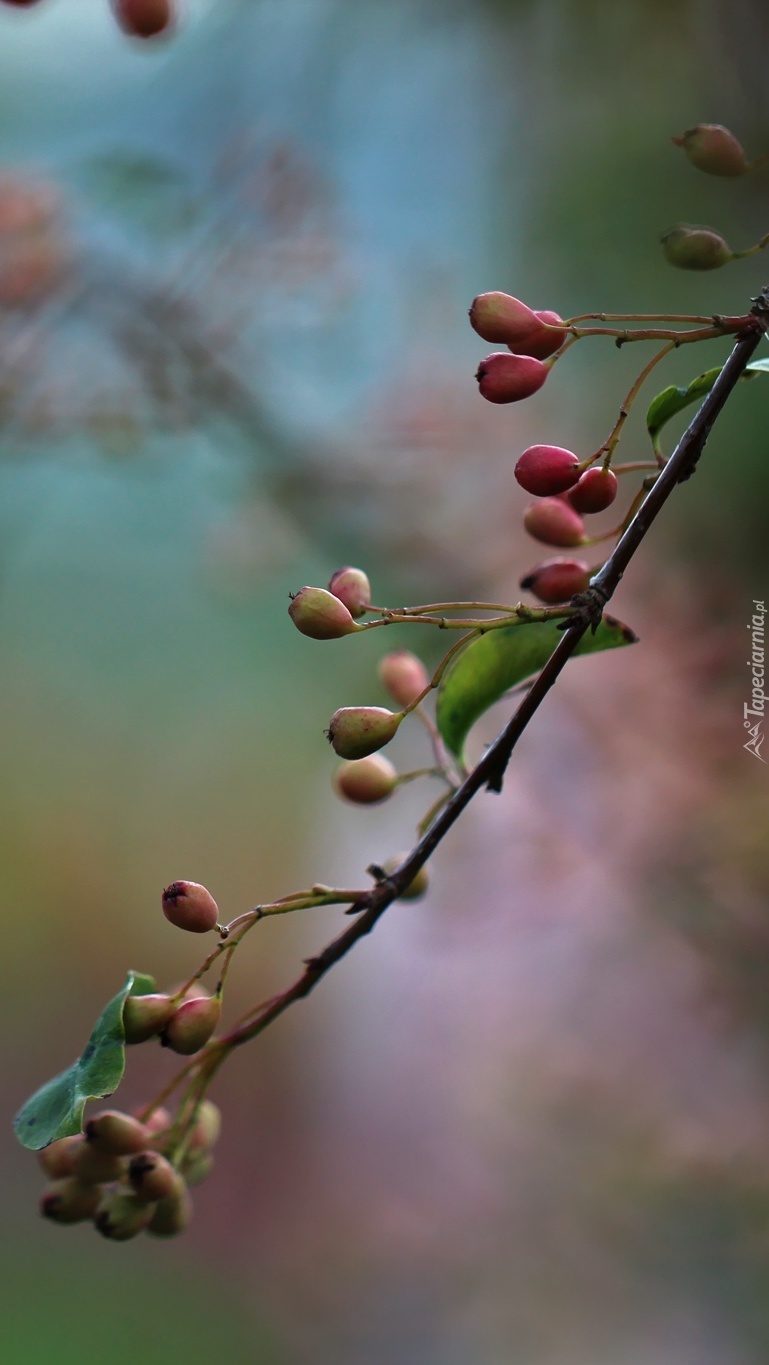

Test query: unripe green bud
[334,754,398,804]
[519,557,590,604]
[189,1099,222,1154]
[162,880,219,934]
[327,706,403,759]
[161,994,221,1055]
[40,1177,100,1224]
[327,566,371,618]
[515,445,581,497]
[94,1189,156,1241]
[671,124,748,177]
[288,586,359,639]
[73,1142,125,1185]
[476,353,549,404]
[128,1150,179,1202]
[568,467,618,514]
[377,650,430,707]
[111,0,174,40]
[181,1150,214,1187]
[37,1134,83,1180]
[469,292,540,345]
[382,855,430,901]
[523,498,586,548]
[123,992,176,1043]
[660,224,732,271]
[85,1110,151,1156]
[147,1178,192,1237]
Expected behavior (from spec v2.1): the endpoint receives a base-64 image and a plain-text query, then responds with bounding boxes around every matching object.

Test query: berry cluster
[39,1099,220,1239]
[16,119,769,1244]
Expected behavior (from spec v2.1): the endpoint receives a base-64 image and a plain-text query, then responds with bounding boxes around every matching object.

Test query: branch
[216,288,769,1055]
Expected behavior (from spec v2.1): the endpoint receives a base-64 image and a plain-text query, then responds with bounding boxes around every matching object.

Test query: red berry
[162,881,219,934]
[523,498,586,548]
[508,310,567,360]
[568,467,618,514]
[515,445,581,496]
[476,353,548,404]
[469,292,540,345]
[519,558,590,604]
[111,0,173,38]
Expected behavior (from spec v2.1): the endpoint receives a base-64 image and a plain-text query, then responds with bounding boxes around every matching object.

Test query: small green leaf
[13,969,156,1151]
[646,359,769,445]
[436,616,638,762]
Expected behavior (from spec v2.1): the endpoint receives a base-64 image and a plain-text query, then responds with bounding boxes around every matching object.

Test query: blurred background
[3,1,769,1361]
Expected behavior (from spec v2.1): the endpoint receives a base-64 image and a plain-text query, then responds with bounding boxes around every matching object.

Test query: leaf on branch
[646,359,769,456]
[436,616,637,762]
[13,969,156,1151]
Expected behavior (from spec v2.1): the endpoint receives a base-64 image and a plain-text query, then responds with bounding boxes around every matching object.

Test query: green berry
[660,224,732,270]
[147,1178,192,1237]
[382,855,429,901]
[289,586,359,640]
[85,1111,151,1156]
[334,754,398,804]
[94,1189,156,1241]
[123,992,176,1043]
[189,1099,222,1153]
[40,1178,100,1225]
[37,1135,83,1180]
[128,1151,179,1202]
[327,706,403,759]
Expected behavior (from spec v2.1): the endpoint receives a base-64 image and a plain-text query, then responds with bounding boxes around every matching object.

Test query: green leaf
[436,616,638,762]
[13,969,156,1151]
[646,359,769,444]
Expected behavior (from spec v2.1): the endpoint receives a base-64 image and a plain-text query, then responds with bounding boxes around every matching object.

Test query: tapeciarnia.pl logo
[744,599,766,762]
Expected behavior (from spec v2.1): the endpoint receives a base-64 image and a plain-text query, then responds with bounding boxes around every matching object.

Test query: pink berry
[568,467,618,514]
[377,650,429,707]
[162,881,219,934]
[327,566,371,618]
[469,292,540,345]
[476,353,548,404]
[523,498,586,548]
[671,124,748,177]
[161,995,221,1055]
[515,445,581,497]
[519,558,590,604]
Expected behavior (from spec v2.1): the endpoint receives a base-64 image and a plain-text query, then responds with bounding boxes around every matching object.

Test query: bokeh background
[3,2,769,1361]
